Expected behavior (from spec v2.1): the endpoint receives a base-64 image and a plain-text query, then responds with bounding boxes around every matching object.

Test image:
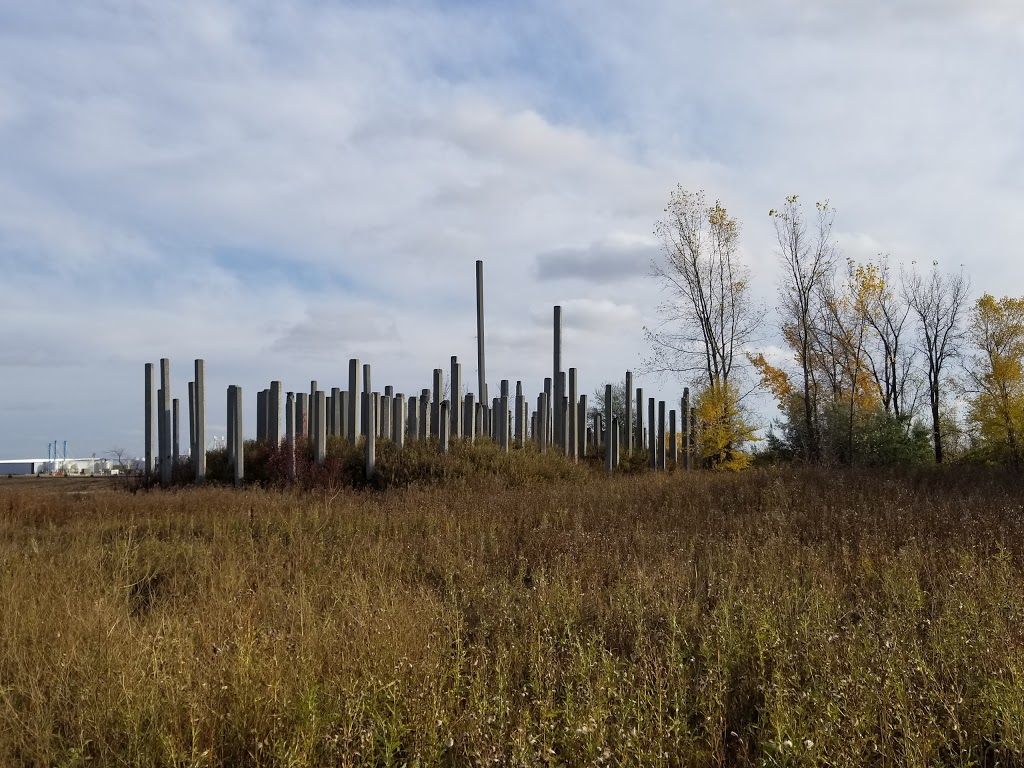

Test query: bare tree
[772,196,838,463]
[644,188,764,391]
[903,262,970,463]
[863,257,917,421]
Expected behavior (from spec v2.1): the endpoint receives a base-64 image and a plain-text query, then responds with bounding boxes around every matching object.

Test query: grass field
[1,466,1023,766]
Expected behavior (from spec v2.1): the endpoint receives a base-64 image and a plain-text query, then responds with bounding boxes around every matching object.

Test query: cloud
[535,235,658,284]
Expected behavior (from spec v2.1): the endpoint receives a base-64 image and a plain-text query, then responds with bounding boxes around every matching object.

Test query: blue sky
[1,0,1022,458]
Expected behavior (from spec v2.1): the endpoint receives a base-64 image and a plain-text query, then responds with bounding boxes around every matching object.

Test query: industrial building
[0,458,113,476]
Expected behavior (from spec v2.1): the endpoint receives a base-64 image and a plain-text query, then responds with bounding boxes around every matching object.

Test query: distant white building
[0,458,113,476]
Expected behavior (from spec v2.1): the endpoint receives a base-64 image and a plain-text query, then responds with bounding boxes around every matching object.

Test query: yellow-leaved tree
[965,294,1024,467]
[693,382,758,470]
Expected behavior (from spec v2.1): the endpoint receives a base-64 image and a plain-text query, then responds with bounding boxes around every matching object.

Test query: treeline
[645,189,1023,469]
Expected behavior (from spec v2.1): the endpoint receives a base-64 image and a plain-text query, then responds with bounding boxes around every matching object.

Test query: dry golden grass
[2,465,1023,766]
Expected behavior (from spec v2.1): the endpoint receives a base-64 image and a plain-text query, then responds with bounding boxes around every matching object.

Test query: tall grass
[1,467,1023,766]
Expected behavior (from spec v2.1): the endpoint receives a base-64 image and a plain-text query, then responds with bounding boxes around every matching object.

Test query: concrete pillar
[614,418,621,468]
[604,383,613,471]
[636,388,644,453]
[514,391,525,448]
[194,359,206,482]
[594,413,603,452]
[172,398,180,466]
[464,394,476,444]
[309,381,318,443]
[188,382,196,458]
[420,389,430,440]
[658,401,667,470]
[381,393,391,440]
[339,391,349,442]
[439,401,450,455]
[269,381,282,447]
[558,372,567,456]
[578,395,588,457]
[348,360,361,445]
[682,388,691,470]
[144,363,155,480]
[568,368,578,461]
[315,390,327,465]
[625,371,633,456]
[491,397,500,442]
[540,397,548,450]
[670,409,678,466]
[256,389,267,443]
[159,358,171,488]
[499,386,509,453]
[476,260,488,436]
[365,393,376,479]
[393,394,405,448]
[553,305,562,450]
[227,385,236,467]
[543,378,552,445]
[330,388,341,437]
[232,385,244,485]
[286,392,296,481]
[476,402,484,438]
[607,416,617,475]
[648,398,657,470]
[432,369,443,439]
[296,393,308,445]
[408,396,419,440]
[451,357,462,439]
[361,364,372,438]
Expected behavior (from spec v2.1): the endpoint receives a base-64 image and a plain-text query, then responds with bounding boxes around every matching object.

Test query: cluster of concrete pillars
[143,262,702,488]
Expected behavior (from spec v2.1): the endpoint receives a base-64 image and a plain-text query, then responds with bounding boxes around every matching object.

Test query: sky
[1,0,1022,459]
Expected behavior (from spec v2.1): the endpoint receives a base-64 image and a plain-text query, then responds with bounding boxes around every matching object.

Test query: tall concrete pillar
[315,390,327,465]
[286,392,296,481]
[543,378,552,445]
[361,364,372,438]
[451,357,462,438]
[172,398,180,467]
[607,416,616,475]
[393,394,405,448]
[374,392,382,437]
[330,388,342,437]
[381,393,391,440]
[553,305,562,450]
[188,382,196,458]
[636,388,644,453]
[365,393,376,479]
[339,391,349,442]
[648,398,657,470]
[514,391,525,448]
[194,359,206,482]
[568,368,578,461]
[499,381,509,453]
[475,402,484,439]
[690,406,698,470]
[682,388,691,470]
[269,381,282,447]
[309,381,318,443]
[625,371,633,456]
[227,385,236,467]
[604,384,613,471]
[464,394,476,444]
[231,385,244,485]
[296,393,308,445]
[348,360,361,445]
[159,358,171,488]
[432,369,443,439]
[594,413,603,451]
[537,393,547,453]
[476,260,488,436]
[256,390,267,443]
[408,396,419,440]
[658,401,667,470]
[670,409,678,466]
[558,372,567,456]
[439,401,450,455]
[420,389,430,440]
[578,395,588,457]
[144,363,155,480]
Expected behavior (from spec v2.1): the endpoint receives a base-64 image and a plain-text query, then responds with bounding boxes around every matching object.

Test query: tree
[964,294,1024,467]
[646,187,765,389]
[903,263,970,463]
[589,381,628,423]
[645,188,764,468]
[692,381,758,470]
[861,256,917,421]
[771,196,839,463]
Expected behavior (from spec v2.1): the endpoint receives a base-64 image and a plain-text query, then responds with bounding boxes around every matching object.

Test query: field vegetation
[2,463,1023,766]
